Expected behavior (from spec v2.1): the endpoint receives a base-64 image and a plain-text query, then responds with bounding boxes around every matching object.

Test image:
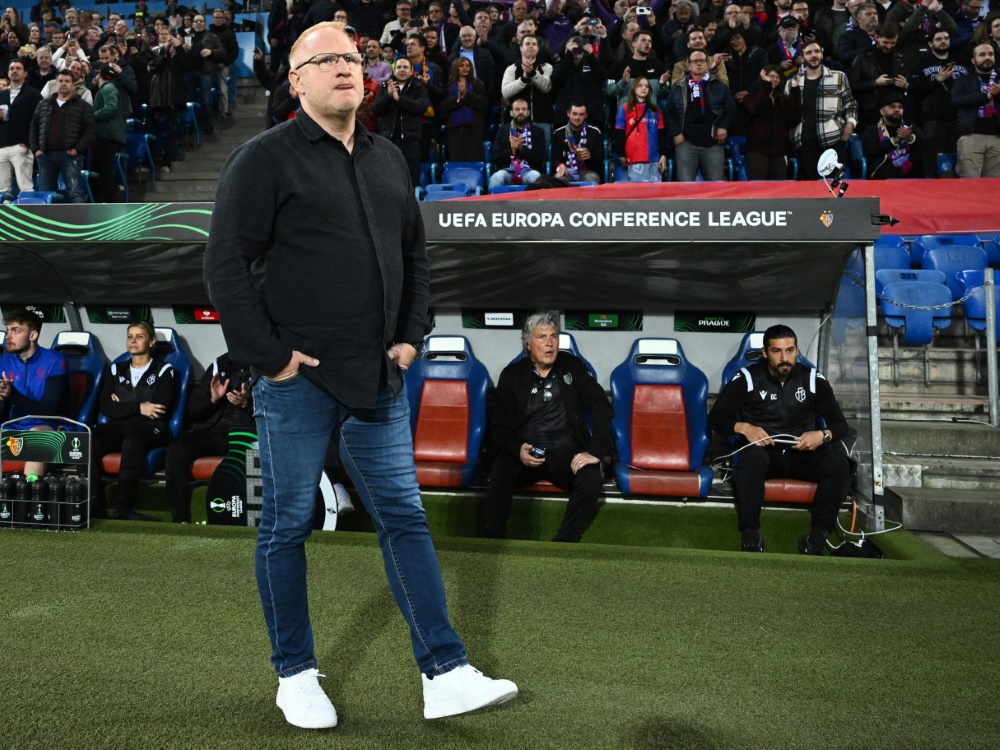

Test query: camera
[587,18,599,25]
[636,6,651,15]
[528,446,546,459]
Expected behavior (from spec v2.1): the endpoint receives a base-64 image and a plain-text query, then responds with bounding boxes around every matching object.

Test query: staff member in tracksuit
[0,307,70,480]
[90,321,174,520]
[708,324,850,555]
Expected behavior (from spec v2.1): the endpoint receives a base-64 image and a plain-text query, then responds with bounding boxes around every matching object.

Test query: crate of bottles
[0,416,92,532]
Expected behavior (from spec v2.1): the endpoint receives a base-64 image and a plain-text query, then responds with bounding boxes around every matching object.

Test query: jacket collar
[295,108,375,148]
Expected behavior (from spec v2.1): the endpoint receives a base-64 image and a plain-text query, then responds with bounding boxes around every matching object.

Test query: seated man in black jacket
[164,352,253,524]
[488,97,546,188]
[708,324,850,555]
[486,311,615,543]
[371,56,431,187]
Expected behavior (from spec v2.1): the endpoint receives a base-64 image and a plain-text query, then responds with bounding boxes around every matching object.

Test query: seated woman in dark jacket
[90,321,175,520]
[743,64,795,180]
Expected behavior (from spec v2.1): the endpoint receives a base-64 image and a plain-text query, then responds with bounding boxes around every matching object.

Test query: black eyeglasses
[294,51,364,71]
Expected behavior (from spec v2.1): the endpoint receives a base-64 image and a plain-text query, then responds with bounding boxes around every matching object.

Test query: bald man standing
[204,21,517,731]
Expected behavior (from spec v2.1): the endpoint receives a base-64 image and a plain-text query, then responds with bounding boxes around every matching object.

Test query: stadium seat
[985,236,1000,266]
[422,189,467,201]
[936,152,957,177]
[726,135,748,181]
[489,184,527,194]
[441,163,486,195]
[911,233,980,269]
[610,339,713,497]
[114,153,129,202]
[11,190,63,204]
[178,102,201,146]
[125,133,156,182]
[99,328,192,476]
[874,268,947,296]
[873,236,910,271]
[880,281,953,386]
[51,331,107,425]
[848,134,866,180]
[922,244,988,301]
[403,336,490,488]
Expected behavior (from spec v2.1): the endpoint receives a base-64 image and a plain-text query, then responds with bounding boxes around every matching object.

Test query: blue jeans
[252,373,468,678]
[674,140,725,182]
[185,72,214,130]
[488,168,541,188]
[37,151,85,203]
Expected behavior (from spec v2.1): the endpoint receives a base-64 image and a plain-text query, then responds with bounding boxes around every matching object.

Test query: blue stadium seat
[441,163,486,195]
[11,190,63,204]
[489,184,527,194]
[403,336,490,488]
[422,189,467,201]
[880,281,953,386]
[985,235,1000,266]
[51,331,107,425]
[911,233,980,269]
[114,153,130,202]
[874,236,910,271]
[922,244,988,301]
[936,152,957,176]
[99,328,192,475]
[178,102,201,146]
[610,339,713,498]
[874,268,947,296]
[726,135,748,181]
[125,133,156,182]
[848,133,866,179]
[509,332,598,381]
[957,270,999,344]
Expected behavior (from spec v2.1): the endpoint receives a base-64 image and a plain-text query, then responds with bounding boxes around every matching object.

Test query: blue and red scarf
[979,69,998,119]
[509,123,532,184]
[564,125,588,180]
[688,72,710,114]
[877,120,913,174]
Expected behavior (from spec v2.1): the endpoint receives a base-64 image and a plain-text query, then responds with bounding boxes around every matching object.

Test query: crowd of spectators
[0,1,243,202]
[263,0,1000,183]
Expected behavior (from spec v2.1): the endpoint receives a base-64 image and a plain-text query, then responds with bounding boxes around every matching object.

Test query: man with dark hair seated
[708,324,851,555]
[485,311,615,543]
[0,307,70,481]
[164,352,253,524]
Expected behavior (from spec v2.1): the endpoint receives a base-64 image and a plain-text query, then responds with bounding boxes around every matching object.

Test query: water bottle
[30,477,51,529]
[13,475,29,525]
[62,477,85,530]
[0,476,12,528]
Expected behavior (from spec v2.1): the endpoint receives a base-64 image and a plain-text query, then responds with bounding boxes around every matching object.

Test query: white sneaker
[422,664,518,720]
[334,483,354,516]
[276,668,338,729]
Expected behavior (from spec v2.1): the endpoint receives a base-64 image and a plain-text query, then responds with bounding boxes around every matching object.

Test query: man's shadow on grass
[628,716,724,750]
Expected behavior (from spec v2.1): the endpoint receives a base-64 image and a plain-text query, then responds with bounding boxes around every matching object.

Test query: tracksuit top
[0,346,70,428]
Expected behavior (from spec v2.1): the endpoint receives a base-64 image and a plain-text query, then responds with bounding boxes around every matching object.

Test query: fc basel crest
[820,211,833,227]
[6,436,23,456]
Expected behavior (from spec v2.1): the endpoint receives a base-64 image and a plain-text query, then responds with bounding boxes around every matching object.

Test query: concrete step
[155,170,221,181]
[881,420,1000,458]
[141,180,217,197]
[880,395,990,420]
[885,487,1000,534]
[883,455,1000,491]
